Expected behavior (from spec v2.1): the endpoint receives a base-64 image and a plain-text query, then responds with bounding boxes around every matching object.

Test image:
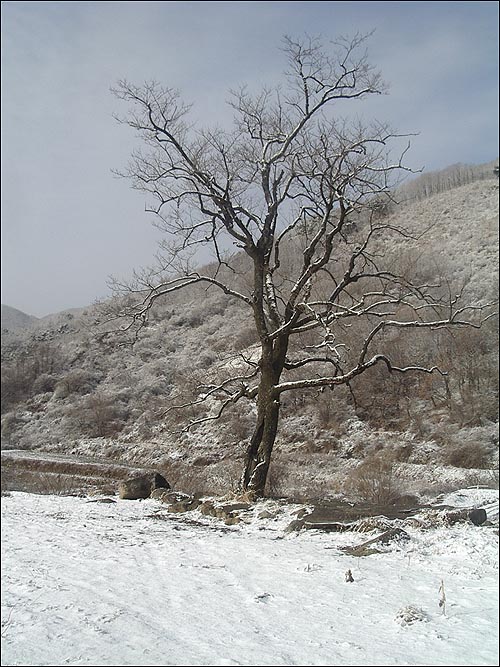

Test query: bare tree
[107,35,493,497]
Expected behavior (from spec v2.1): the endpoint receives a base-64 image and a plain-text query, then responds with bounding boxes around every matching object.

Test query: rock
[167,502,190,513]
[444,508,471,525]
[198,500,247,523]
[403,517,426,528]
[167,496,201,513]
[118,472,170,500]
[150,488,171,502]
[342,545,382,557]
[469,508,487,526]
[187,497,201,511]
[304,521,354,532]
[87,498,116,504]
[220,502,252,513]
[199,500,217,517]
[224,515,241,526]
[257,510,275,520]
[441,508,490,526]
[150,489,189,504]
[284,519,305,533]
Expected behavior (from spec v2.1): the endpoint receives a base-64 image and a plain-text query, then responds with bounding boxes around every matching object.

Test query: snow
[1,490,498,667]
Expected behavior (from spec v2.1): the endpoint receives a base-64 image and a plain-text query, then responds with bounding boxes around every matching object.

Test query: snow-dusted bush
[220,404,256,443]
[1,412,23,447]
[341,453,404,505]
[54,369,102,398]
[443,441,492,469]
[70,392,128,438]
[429,422,499,468]
[32,373,58,395]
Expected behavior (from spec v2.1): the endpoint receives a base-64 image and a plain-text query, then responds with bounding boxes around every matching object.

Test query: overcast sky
[1,1,498,317]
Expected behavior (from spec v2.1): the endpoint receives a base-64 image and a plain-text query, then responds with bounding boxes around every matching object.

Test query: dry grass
[443,442,492,469]
[28,472,86,496]
[341,454,404,505]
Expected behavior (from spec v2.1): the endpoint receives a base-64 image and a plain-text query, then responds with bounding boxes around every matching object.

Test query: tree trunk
[241,391,281,496]
[240,337,287,497]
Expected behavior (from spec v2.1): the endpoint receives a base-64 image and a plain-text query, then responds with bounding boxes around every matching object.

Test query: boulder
[118,472,170,500]
[468,508,487,526]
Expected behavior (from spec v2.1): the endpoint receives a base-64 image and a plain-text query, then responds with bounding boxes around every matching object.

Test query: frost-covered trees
[108,35,494,496]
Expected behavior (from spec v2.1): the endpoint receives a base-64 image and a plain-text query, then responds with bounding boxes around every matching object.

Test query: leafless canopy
[107,34,494,495]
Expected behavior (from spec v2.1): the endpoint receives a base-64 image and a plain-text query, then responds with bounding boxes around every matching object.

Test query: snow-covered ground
[1,489,498,667]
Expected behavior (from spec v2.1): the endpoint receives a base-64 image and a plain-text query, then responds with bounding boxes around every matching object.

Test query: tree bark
[241,337,288,496]
[241,390,281,496]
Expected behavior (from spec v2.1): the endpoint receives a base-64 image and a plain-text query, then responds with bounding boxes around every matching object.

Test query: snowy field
[1,489,498,667]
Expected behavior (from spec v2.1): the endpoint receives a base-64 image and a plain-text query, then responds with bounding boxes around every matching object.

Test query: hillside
[0,305,38,332]
[1,170,498,500]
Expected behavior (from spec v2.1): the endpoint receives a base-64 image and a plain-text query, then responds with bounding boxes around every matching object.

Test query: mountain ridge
[1,304,39,331]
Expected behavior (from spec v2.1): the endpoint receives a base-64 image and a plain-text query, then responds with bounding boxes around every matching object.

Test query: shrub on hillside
[54,369,101,398]
[70,392,127,438]
[32,373,58,395]
[442,442,492,469]
[1,412,23,447]
[341,454,404,505]
[431,422,498,469]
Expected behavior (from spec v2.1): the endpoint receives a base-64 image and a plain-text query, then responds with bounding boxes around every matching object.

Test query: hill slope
[1,171,498,499]
[1,304,38,331]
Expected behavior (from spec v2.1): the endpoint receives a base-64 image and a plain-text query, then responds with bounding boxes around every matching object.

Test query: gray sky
[1,1,498,317]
